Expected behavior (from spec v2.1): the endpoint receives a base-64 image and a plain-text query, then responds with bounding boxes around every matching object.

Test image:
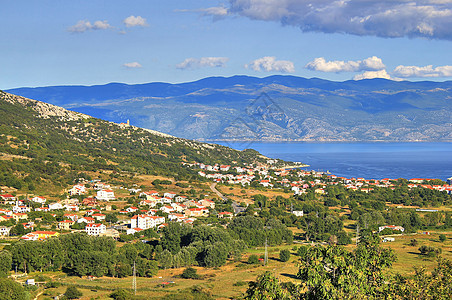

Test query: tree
[297,232,396,299]
[0,278,27,300]
[64,286,83,299]
[0,251,12,277]
[245,271,291,300]
[248,255,259,264]
[109,289,132,300]
[181,267,199,279]
[439,234,446,242]
[158,250,173,269]
[203,242,228,267]
[279,249,290,262]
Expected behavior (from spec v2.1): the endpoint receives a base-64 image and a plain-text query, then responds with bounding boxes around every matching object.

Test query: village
[1,158,451,244]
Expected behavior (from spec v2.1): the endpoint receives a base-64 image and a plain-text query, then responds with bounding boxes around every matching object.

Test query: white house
[0,226,11,236]
[378,225,405,233]
[49,202,64,210]
[292,211,304,217]
[96,189,115,201]
[131,214,165,230]
[31,196,46,204]
[85,223,106,236]
[163,192,176,199]
[69,184,86,196]
[160,205,174,214]
[12,205,31,214]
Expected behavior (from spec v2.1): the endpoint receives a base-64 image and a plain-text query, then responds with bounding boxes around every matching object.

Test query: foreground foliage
[244,232,452,300]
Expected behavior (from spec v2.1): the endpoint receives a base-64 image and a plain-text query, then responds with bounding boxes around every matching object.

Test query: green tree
[64,286,83,299]
[0,251,12,277]
[247,255,259,264]
[181,267,199,279]
[245,271,291,300]
[439,234,446,242]
[279,249,290,262]
[0,278,27,300]
[109,289,132,300]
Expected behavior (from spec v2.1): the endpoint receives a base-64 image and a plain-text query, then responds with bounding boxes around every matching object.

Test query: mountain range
[7,75,452,142]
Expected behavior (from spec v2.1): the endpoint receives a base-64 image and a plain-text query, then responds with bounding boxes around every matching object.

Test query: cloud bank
[245,56,295,73]
[68,20,112,33]
[208,0,452,40]
[176,57,229,69]
[123,16,148,27]
[393,64,452,78]
[306,56,385,73]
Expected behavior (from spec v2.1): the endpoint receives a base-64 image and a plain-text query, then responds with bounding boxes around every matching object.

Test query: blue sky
[1,0,451,89]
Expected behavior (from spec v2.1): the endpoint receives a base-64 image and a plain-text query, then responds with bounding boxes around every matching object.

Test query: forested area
[0,216,292,277]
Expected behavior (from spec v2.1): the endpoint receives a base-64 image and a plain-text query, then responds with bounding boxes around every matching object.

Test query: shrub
[279,249,290,262]
[233,281,247,286]
[297,245,308,258]
[109,289,132,300]
[64,286,83,299]
[419,245,442,257]
[409,239,418,246]
[439,234,446,242]
[247,255,259,264]
[181,267,199,279]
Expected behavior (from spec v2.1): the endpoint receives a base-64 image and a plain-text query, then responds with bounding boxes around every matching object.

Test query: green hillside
[0,91,268,192]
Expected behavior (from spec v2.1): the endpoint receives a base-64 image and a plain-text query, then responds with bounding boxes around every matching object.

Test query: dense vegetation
[0,91,269,192]
[245,232,452,300]
[1,216,292,277]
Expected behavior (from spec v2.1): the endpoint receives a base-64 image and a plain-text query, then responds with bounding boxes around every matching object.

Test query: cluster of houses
[186,161,452,196]
[0,180,235,241]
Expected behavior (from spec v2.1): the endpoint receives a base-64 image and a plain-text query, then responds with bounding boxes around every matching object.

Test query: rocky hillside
[7,76,452,142]
[0,90,271,191]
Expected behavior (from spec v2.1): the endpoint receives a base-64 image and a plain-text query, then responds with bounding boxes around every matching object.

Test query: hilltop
[7,75,452,142]
[0,90,273,192]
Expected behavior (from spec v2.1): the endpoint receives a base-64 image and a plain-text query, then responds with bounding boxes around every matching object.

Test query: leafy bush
[409,239,418,246]
[247,255,259,264]
[109,289,132,300]
[279,249,290,262]
[439,234,446,242]
[64,286,82,299]
[419,245,442,257]
[233,281,247,286]
[181,267,199,279]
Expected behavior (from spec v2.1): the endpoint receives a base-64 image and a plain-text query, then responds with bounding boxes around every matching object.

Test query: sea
[214,142,452,181]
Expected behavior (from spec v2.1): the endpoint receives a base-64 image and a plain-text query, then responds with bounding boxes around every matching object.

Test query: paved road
[210,182,246,215]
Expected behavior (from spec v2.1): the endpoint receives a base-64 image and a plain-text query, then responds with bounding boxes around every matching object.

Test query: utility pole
[356,224,359,246]
[132,261,136,295]
[264,238,268,266]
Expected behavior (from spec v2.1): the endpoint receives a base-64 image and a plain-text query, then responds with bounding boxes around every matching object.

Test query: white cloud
[245,56,295,73]
[177,6,228,20]
[176,57,229,69]
[123,62,142,68]
[123,16,148,28]
[305,56,385,73]
[393,64,452,78]
[354,70,391,80]
[68,20,112,33]
[222,0,452,40]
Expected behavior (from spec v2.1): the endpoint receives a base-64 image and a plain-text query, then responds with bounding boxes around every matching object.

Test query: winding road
[210,182,246,215]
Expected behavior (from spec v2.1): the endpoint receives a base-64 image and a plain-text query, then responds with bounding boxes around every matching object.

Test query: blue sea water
[215,142,452,181]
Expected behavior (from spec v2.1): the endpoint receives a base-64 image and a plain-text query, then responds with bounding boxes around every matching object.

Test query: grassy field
[18,231,452,300]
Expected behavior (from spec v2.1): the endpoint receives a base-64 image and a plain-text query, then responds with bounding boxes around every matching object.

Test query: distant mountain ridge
[7,76,452,142]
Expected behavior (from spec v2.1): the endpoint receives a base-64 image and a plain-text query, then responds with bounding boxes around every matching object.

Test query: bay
[214,142,452,181]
